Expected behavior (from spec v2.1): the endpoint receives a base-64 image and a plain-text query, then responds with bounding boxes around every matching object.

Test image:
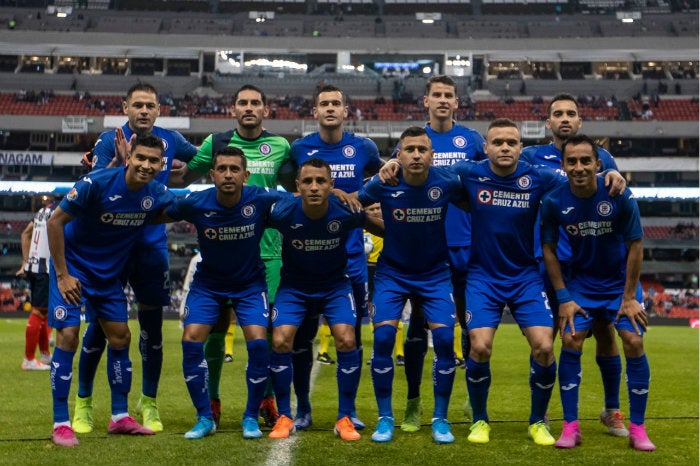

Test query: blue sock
[77,322,106,398]
[51,347,75,423]
[336,349,360,419]
[107,346,132,415]
[292,316,317,415]
[371,324,396,418]
[431,326,456,420]
[270,351,293,418]
[626,354,650,425]
[466,357,490,423]
[244,339,269,419]
[138,309,163,398]
[529,355,556,424]
[558,349,582,422]
[353,305,364,408]
[596,354,622,410]
[182,340,212,418]
[403,318,427,400]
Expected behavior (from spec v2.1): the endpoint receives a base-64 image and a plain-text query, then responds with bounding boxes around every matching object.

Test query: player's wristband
[555,288,573,304]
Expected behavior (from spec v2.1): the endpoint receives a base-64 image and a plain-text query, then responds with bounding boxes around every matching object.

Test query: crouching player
[541,135,655,451]
[47,135,173,446]
[156,147,286,439]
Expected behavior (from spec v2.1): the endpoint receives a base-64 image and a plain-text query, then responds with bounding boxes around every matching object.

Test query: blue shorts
[371,262,455,327]
[448,245,470,299]
[565,284,645,336]
[272,280,356,328]
[466,274,553,330]
[183,280,269,327]
[48,266,127,329]
[125,243,170,307]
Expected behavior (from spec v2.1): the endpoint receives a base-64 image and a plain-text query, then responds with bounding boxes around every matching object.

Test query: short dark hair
[233,84,266,105]
[213,146,247,170]
[298,157,332,179]
[399,126,429,143]
[314,84,345,105]
[126,82,158,101]
[547,92,578,117]
[425,75,456,95]
[561,134,600,161]
[487,117,519,133]
[131,134,164,157]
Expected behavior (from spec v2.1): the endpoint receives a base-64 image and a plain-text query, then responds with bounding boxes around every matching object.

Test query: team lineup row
[21,77,653,450]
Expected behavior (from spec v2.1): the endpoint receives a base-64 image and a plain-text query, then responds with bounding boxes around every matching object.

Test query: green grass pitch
[0,317,697,465]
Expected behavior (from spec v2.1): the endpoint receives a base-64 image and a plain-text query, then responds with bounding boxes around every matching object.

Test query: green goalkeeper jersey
[188,129,291,259]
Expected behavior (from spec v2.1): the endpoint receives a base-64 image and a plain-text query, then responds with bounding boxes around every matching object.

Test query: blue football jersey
[391,122,486,248]
[452,159,561,282]
[290,131,382,259]
[522,142,619,261]
[165,186,286,289]
[540,178,643,294]
[93,123,197,246]
[358,166,464,274]
[267,195,366,289]
[59,166,174,283]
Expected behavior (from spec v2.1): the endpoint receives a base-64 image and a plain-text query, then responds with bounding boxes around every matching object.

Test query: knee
[469,336,492,361]
[272,331,293,353]
[373,324,397,355]
[334,332,356,352]
[106,327,131,348]
[57,327,80,352]
[531,339,554,364]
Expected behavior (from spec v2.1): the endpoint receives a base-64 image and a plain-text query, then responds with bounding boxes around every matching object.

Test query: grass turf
[0,317,696,465]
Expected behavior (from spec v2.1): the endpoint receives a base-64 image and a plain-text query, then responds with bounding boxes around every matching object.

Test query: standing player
[74,83,198,434]
[521,93,628,436]
[47,135,174,447]
[266,158,382,441]
[541,135,655,451]
[170,84,292,427]
[287,84,383,430]
[358,126,468,444]
[17,195,57,370]
[379,75,486,431]
[158,147,287,439]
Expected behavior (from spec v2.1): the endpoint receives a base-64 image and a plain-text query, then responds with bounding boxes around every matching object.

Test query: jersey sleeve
[539,194,561,245]
[357,176,380,205]
[171,131,198,163]
[165,193,193,222]
[187,135,214,175]
[599,148,618,171]
[362,138,383,174]
[60,174,100,218]
[620,190,644,242]
[470,131,487,160]
[92,130,117,170]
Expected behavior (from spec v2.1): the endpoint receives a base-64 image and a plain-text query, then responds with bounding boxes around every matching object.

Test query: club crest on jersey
[453,136,467,148]
[141,196,154,211]
[67,187,79,201]
[517,175,532,189]
[327,220,341,233]
[100,212,115,224]
[54,306,68,321]
[597,201,613,216]
[565,224,580,236]
[428,186,443,201]
[241,204,256,218]
[342,145,356,158]
[259,143,272,156]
